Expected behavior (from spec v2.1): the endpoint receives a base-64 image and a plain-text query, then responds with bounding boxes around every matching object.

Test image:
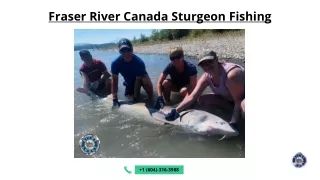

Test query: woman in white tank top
[164,50,245,130]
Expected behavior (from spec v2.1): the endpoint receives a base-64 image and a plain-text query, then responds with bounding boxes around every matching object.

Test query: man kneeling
[111,38,153,107]
[153,47,197,110]
[79,50,111,98]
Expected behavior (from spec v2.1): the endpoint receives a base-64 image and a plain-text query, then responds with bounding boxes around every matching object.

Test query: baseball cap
[197,50,217,66]
[118,38,133,51]
[79,50,92,59]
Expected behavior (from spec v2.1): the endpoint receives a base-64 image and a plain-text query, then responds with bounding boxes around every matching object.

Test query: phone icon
[124,166,132,174]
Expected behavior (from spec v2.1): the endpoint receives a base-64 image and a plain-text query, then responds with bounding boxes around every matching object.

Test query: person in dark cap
[164,50,245,131]
[153,47,197,110]
[111,38,153,107]
[79,50,112,97]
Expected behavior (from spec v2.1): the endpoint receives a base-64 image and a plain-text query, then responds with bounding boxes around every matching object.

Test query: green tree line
[131,29,242,44]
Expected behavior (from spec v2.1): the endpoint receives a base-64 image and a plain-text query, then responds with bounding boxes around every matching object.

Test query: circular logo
[79,134,100,155]
[292,152,307,168]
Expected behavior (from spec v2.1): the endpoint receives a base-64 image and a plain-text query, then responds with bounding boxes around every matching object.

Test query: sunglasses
[170,55,182,61]
[81,56,92,61]
[120,48,132,53]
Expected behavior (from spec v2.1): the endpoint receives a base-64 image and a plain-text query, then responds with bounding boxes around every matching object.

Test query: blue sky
[74,29,153,44]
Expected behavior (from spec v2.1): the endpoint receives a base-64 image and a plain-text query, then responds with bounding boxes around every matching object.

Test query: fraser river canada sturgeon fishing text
[49,11,271,24]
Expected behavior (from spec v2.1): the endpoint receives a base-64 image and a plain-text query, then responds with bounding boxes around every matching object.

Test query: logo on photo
[79,134,100,155]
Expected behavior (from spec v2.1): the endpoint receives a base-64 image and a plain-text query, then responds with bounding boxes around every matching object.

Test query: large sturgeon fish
[77,88,239,139]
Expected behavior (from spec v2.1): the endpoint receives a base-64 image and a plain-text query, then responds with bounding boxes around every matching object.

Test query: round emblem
[79,134,100,155]
[292,152,306,168]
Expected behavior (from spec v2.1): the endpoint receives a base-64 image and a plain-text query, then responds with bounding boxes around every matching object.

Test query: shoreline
[101,32,245,65]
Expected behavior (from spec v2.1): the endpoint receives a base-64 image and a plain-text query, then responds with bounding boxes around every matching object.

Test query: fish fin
[179,109,193,122]
[218,135,227,141]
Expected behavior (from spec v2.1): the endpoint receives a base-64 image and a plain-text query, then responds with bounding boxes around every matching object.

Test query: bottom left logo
[79,134,100,155]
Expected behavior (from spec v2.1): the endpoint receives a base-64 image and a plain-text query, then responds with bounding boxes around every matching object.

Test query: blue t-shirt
[163,60,197,88]
[111,54,148,86]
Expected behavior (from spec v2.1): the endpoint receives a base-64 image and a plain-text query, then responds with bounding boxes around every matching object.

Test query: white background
[1,0,319,179]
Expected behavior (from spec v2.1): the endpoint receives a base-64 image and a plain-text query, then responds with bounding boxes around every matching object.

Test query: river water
[74,50,245,158]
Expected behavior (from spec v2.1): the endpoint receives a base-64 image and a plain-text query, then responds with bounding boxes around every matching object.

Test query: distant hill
[74,42,116,51]
[74,43,91,46]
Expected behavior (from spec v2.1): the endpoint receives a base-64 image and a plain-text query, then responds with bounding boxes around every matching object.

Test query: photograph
[74,29,245,158]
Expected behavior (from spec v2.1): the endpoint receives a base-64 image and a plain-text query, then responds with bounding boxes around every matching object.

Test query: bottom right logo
[292,152,307,168]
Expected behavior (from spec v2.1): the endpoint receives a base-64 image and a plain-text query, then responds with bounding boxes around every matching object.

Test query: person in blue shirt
[153,47,198,110]
[111,38,153,107]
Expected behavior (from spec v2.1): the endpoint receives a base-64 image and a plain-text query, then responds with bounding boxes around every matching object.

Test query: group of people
[78,38,245,129]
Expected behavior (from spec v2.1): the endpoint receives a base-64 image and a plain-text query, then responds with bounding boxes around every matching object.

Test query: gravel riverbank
[105,33,245,66]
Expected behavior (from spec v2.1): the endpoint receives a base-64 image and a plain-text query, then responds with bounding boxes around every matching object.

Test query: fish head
[201,120,239,137]
[182,110,239,137]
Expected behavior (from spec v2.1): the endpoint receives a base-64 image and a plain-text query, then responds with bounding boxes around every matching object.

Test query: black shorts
[166,79,188,92]
[97,81,106,90]
[90,81,109,97]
